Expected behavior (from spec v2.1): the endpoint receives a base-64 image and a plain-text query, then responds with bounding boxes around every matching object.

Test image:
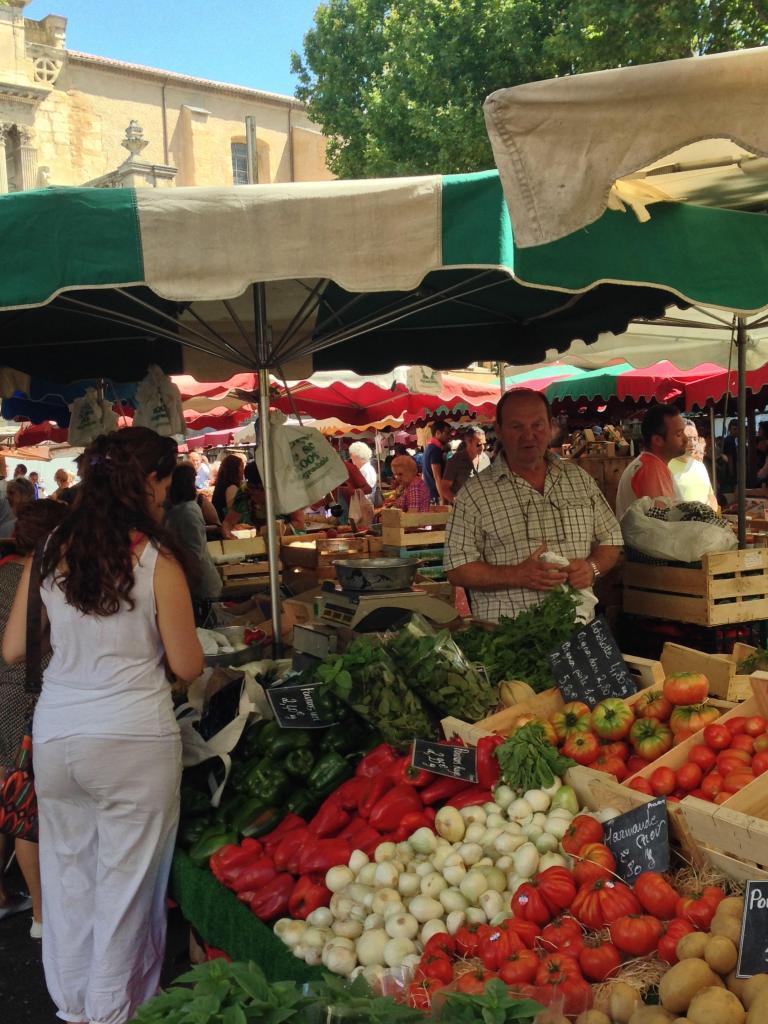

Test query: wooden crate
[415,573,453,601]
[208,538,274,596]
[660,640,760,702]
[623,548,768,626]
[280,535,368,571]
[380,508,449,549]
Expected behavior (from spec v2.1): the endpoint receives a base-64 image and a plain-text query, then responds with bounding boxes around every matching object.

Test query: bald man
[388,455,431,513]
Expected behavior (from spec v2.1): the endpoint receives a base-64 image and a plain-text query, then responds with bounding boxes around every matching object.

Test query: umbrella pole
[709,404,717,500]
[737,317,748,548]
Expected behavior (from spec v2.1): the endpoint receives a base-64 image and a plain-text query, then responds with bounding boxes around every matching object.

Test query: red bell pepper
[261,813,306,853]
[355,743,399,778]
[423,806,436,826]
[353,827,385,857]
[248,873,294,921]
[333,777,368,811]
[288,875,331,920]
[446,786,493,809]
[476,735,504,789]
[358,774,394,818]
[230,855,278,894]
[209,838,264,887]
[297,838,352,879]
[338,817,372,842]
[389,755,432,787]
[309,799,351,839]
[273,827,311,875]
[420,777,474,805]
[398,810,434,838]
[368,785,423,833]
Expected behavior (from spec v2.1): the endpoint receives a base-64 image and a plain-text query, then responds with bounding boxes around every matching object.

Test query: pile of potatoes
[571,895,766,1024]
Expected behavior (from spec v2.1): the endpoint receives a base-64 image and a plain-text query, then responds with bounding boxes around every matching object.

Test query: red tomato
[688,745,717,773]
[627,754,652,774]
[416,955,454,985]
[593,755,627,781]
[540,916,583,951]
[422,934,455,958]
[579,940,621,982]
[663,671,708,705]
[676,893,720,929]
[505,919,541,949]
[511,881,553,926]
[634,689,673,722]
[670,703,720,736]
[571,878,641,929]
[455,968,494,995]
[534,952,584,987]
[634,871,679,919]
[650,766,676,796]
[537,866,578,916]
[752,751,768,776]
[562,731,601,765]
[498,949,539,985]
[714,791,731,804]
[407,978,443,1010]
[627,777,654,795]
[689,788,707,800]
[667,795,681,803]
[573,843,616,887]
[479,927,524,972]
[725,716,748,736]
[611,914,663,956]
[704,723,732,750]
[673,728,696,746]
[543,978,592,1017]
[454,924,486,959]
[753,733,768,752]
[717,748,752,773]
[600,741,631,761]
[744,716,768,737]
[731,734,755,754]
[562,815,604,856]
[657,918,696,965]
[629,718,674,761]
[722,769,754,793]
[676,762,702,791]
[700,771,723,800]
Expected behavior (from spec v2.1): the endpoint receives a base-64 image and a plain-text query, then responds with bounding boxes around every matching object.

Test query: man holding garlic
[445,389,623,621]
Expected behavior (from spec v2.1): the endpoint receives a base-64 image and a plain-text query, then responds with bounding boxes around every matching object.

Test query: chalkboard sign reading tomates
[604,798,669,884]
[548,615,637,707]
[267,684,337,728]
[411,739,477,783]
[737,881,768,978]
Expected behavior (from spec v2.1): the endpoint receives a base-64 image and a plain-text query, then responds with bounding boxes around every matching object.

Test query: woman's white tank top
[33,542,179,742]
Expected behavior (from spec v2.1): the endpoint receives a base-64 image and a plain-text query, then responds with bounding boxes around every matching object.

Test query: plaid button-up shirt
[444,453,623,621]
[392,476,431,513]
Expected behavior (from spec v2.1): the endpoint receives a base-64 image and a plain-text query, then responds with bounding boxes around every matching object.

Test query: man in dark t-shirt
[423,420,451,503]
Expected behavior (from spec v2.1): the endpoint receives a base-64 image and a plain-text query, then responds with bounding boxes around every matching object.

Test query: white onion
[307,907,333,929]
[512,842,539,878]
[479,889,504,920]
[523,789,551,813]
[464,822,487,844]
[348,850,369,874]
[332,919,363,939]
[374,862,400,889]
[509,798,533,821]
[398,872,421,898]
[420,871,447,898]
[326,866,355,893]
[459,805,487,825]
[303,927,327,950]
[483,801,502,815]
[357,863,377,886]
[442,862,467,887]
[494,832,527,856]
[481,866,507,893]
[409,827,436,856]
[356,928,389,966]
[493,784,515,810]
[420,919,449,943]
[446,910,466,934]
[364,913,384,930]
[408,895,444,923]
[385,912,419,940]
[439,887,468,913]
[384,937,416,967]
[457,842,483,866]
[374,842,397,863]
[539,852,567,870]
[434,807,462,841]
[485,813,507,830]
[465,906,487,925]
[459,869,488,901]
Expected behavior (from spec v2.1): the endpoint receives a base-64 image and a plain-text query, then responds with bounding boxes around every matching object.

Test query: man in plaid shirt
[445,389,623,621]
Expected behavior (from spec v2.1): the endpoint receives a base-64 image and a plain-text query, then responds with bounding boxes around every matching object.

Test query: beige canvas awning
[484,46,768,248]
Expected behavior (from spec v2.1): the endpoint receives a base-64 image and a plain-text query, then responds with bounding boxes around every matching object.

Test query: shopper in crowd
[166,463,222,621]
[615,403,687,518]
[0,499,69,937]
[13,464,27,479]
[3,426,203,1024]
[28,471,44,499]
[188,448,211,490]
[348,441,381,505]
[423,420,451,504]
[184,455,220,533]
[670,420,718,510]
[6,476,35,523]
[445,389,622,621]
[211,452,246,524]
[442,425,489,502]
[384,454,431,513]
[217,459,264,537]
[50,468,72,501]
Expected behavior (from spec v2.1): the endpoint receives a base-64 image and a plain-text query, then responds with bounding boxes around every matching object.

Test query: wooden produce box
[660,640,759,702]
[415,573,453,601]
[623,548,768,626]
[208,538,274,596]
[280,535,369,571]
[380,508,449,550]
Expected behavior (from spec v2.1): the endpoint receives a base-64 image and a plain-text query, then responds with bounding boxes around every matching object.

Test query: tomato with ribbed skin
[670,703,719,736]
[504,918,540,949]
[579,940,621,981]
[663,672,708,705]
[634,689,673,723]
[650,766,676,796]
[540,916,583,951]
[511,881,553,926]
[717,748,751,773]
[498,949,539,985]
[562,815,604,856]
[537,866,577,916]
[551,701,592,741]
[634,871,679,919]
[416,955,454,985]
[688,745,717,773]
[611,915,663,957]
[423,934,455,959]
[591,698,634,740]
[562,732,600,765]
[752,751,768,776]
[407,978,443,1009]
[535,953,584,987]
[677,893,720,929]
[658,918,696,965]
[628,777,654,795]
[593,755,627,781]
[704,723,732,750]
[630,718,673,761]
[731,734,755,754]
[725,716,748,736]
[676,763,702,791]
[571,878,641,929]
[455,968,494,995]
[573,843,616,886]
[600,741,630,761]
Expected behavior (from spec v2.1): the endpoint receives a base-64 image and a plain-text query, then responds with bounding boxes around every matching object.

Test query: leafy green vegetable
[495,722,575,793]
[454,589,579,691]
[440,979,543,1024]
[737,647,768,673]
[308,973,424,1024]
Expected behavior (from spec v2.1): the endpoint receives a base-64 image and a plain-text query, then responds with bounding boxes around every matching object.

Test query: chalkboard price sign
[737,882,768,978]
[604,797,669,884]
[411,739,477,783]
[267,684,337,729]
[548,615,637,707]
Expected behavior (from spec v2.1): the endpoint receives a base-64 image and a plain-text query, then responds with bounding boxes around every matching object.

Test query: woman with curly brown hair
[3,427,204,1024]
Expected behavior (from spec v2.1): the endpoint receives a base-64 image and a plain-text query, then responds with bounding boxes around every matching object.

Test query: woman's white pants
[34,735,182,1024]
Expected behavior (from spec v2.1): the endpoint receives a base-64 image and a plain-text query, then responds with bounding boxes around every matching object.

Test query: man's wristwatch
[588,559,601,581]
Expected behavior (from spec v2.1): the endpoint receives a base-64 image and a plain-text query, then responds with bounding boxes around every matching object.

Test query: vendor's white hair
[348,441,373,461]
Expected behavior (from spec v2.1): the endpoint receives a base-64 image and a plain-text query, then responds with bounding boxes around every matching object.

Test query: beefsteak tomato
[540,916,583,951]
[663,671,708,705]
[579,940,622,982]
[572,843,616,886]
[634,689,673,722]
[611,914,663,956]
[571,878,641,929]
[562,732,600,765]
[670,703,719,736]
[562,814,604,856]
[498,949,539,985]
[537,866,577,915]
[591,698,634,740]
[629,718,673,761]
[551,701,592,741]
[634,871,679,919]
[657,918,695,965]
[511,881,553,926]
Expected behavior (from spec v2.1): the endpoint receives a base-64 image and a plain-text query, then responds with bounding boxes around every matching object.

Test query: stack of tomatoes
[549,672,718,781]
[628,713,768,803]
[407,813,727,1014]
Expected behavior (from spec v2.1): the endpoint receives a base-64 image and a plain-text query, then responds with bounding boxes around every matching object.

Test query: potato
[727,970,747,1002]
[628,1008,675,1023]
[742,973,768,1009]
[687,986,745,1024]
[747,987,768,1023]
[659,959,721,1014]
[575,1013,611,1024]
[705,935,738,975]
[715,896,744,919]
[604,982,642,1023]
[678,932,710,960]
[710,915,742,945]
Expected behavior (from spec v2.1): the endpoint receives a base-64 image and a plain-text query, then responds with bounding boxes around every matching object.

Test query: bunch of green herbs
[495,721,575,793]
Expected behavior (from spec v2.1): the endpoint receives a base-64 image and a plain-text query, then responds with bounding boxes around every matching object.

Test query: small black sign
[737,882,768,978]
[603,797,669,884]
[548,615,637,707]
[266,684,337,729]
[411,739,477,783]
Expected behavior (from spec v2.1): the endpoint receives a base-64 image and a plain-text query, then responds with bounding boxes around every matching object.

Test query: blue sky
[25,0,320,96]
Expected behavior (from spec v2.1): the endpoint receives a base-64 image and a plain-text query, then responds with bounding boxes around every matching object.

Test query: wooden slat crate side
[207,541,225,557]
[441,716,492,745]
[660,642,739,701]
[221,538,268,557]
[697,848,768,883]
[624,654,665,691]
[623,563,708,596]
[685,802,768,870]
[380,509,450,529]
[381,527,447,548]
[709,575,768,599]
[707,597,768,627]
[623,589,711,625]
[705,548,768,573]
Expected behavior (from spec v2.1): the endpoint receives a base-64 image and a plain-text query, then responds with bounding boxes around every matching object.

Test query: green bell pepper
[189,826,238,867]
[240,806,284,839]
[260,721,315,759]
[238,718,270,759]
[283,747,315,778]
[307,751,353,798]
[285,788,317,819]
[313,685,343,721]
[243,761,290,803]
[319,720,372,756]
[178,815,215,849]
[231,796,268,835]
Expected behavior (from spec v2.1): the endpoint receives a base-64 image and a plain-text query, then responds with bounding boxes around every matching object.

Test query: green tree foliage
[291,0,768,178]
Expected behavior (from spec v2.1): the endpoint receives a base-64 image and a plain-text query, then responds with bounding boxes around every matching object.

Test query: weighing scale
[315,581,458,632]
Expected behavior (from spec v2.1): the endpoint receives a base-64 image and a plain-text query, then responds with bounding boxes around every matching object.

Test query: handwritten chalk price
[411,739,477,783]
[266,684,337,729]
[603,797,669,884]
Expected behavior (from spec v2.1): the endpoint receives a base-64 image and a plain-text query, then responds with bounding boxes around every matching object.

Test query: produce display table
[170,851,323,984]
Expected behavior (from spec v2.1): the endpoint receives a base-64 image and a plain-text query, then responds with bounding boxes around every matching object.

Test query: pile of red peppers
[207,740,497,923]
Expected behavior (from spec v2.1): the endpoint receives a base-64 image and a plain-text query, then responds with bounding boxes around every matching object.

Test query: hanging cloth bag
[67,388,118,446]
[133,365,185,437]
[255,411,348,514]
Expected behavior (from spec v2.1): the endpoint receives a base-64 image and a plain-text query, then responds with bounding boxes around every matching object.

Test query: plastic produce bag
[67,388,118,445]
[540,550,599,624]
[621,496,737,563]
[348,487,374,528]
[254,410,348,514]
[133,364,185,437]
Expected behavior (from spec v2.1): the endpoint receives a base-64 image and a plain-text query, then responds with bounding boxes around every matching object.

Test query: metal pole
[709,404,717,503]
[498,361,506,398]
[737,317,748,548]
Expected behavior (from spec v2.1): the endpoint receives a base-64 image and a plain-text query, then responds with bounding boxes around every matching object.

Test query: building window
[231,142,249,185]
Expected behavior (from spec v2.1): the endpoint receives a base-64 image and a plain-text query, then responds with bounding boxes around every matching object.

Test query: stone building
[0,0,332,191]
